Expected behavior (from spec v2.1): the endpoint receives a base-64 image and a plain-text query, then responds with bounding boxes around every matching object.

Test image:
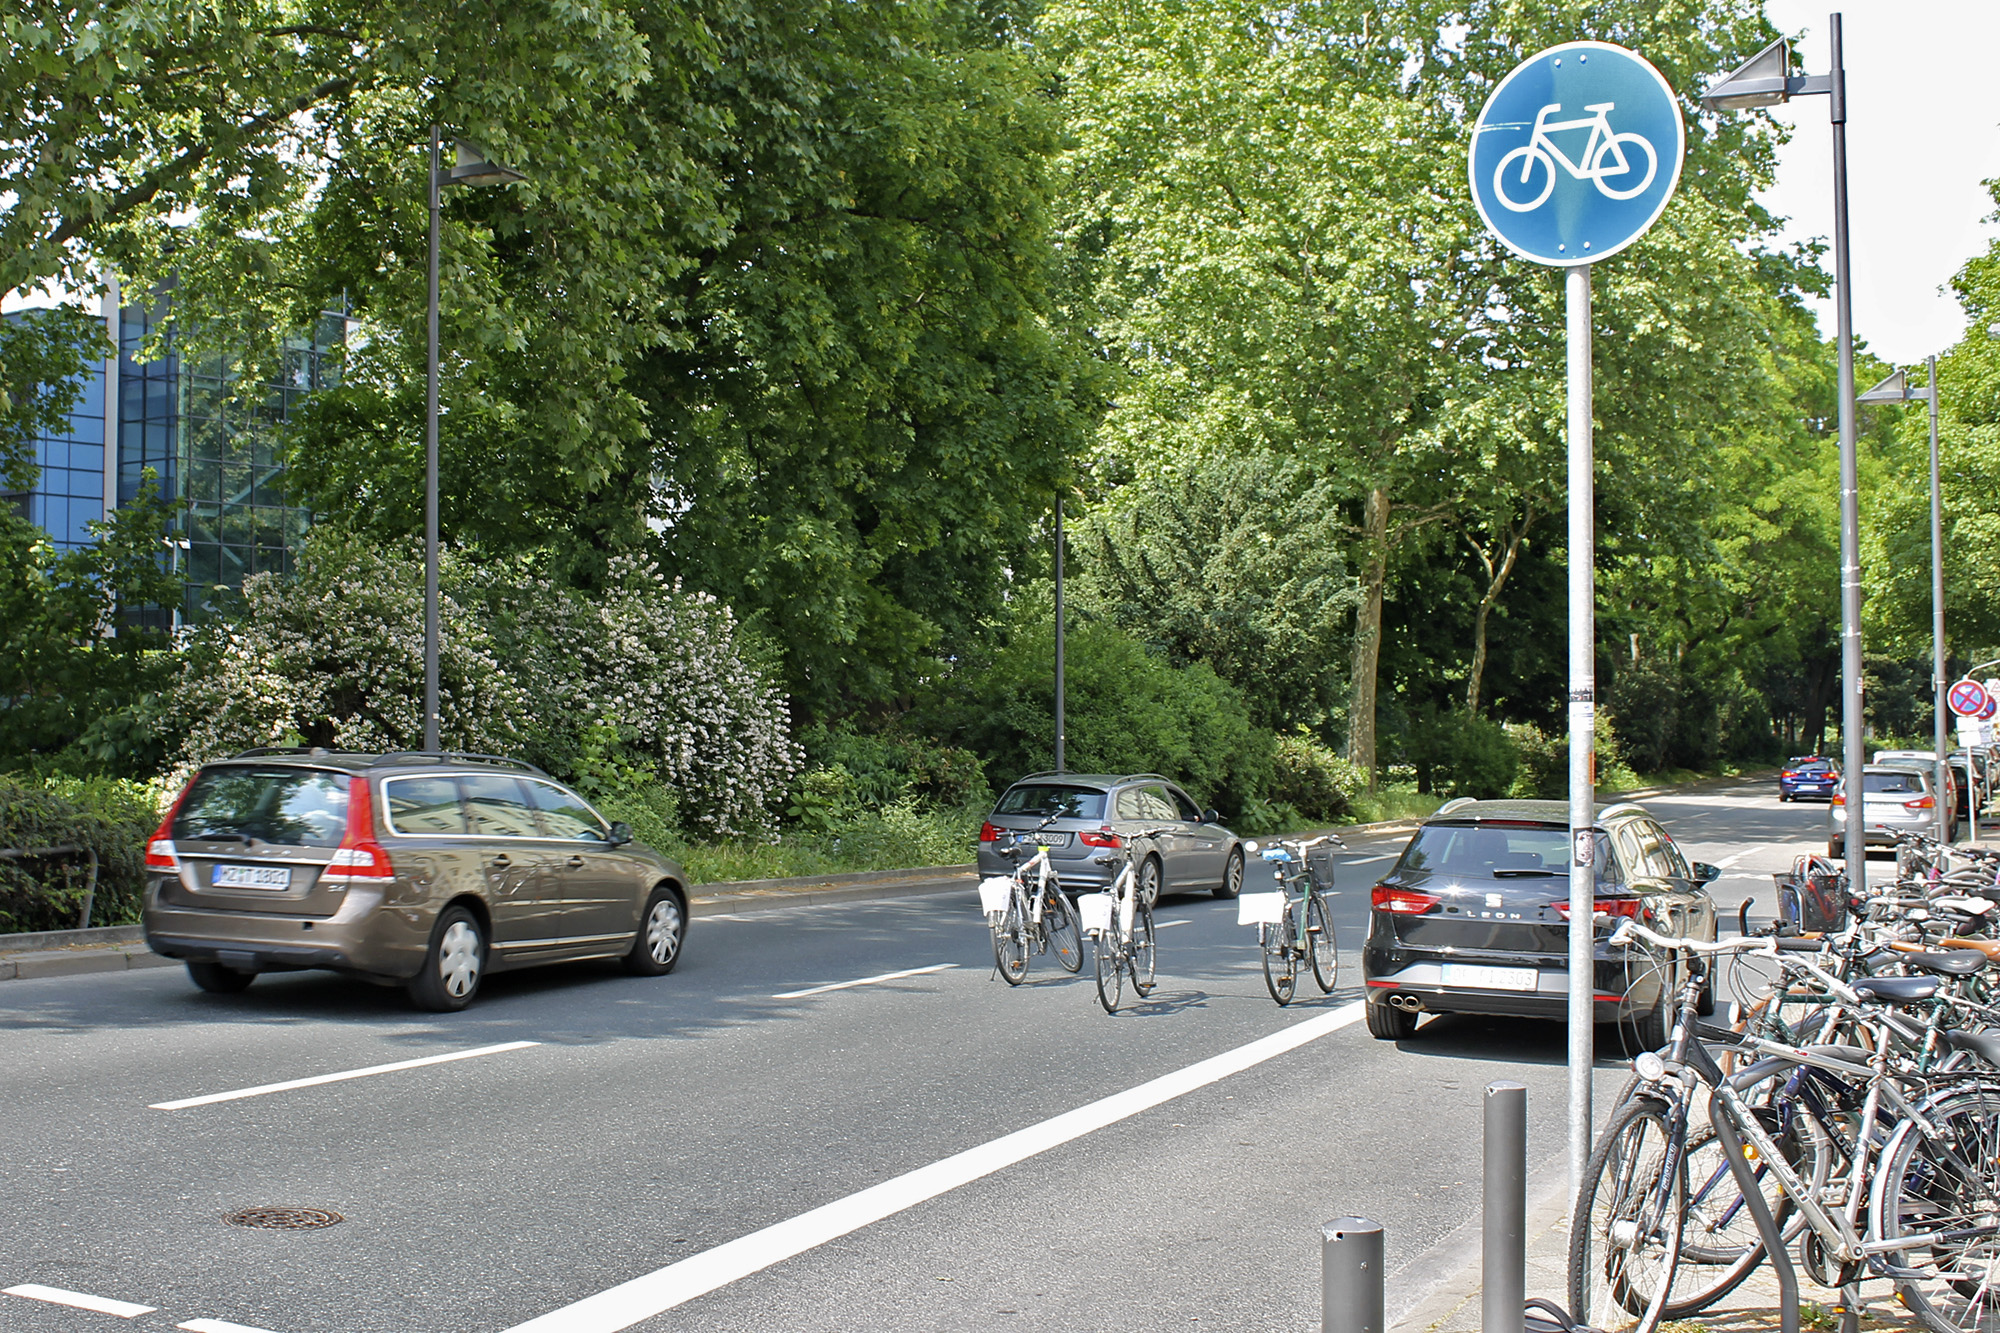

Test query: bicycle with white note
[1493,100,1658,213]
[1078,827,1176,1013]
[978,815,1084,985]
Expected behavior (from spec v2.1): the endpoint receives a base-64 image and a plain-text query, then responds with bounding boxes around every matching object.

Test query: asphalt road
[0,778,1851,1333]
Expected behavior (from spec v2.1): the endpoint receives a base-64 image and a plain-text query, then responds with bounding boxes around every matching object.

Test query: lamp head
[1857,369,1909,405]
[448,140,525,188]
[1701,37,1791,111]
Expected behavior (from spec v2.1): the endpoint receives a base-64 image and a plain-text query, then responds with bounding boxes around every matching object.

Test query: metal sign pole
[1928,357,1950,844]
[1566,263,1596,1194]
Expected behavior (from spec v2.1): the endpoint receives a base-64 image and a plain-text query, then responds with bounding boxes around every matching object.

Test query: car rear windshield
[1399,822,1618,885]
[995,784,1108,821]
[173,767,350,848]
[1791,762,1832,774]
[1863,771,1923,795]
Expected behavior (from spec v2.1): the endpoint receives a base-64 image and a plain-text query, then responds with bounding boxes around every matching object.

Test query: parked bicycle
[978,815,1084,985]
[1081,827,1174,1013]
[1240,833,1344,1005]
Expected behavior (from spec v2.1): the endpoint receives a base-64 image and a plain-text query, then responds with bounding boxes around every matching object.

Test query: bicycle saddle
[1898,949,1989,977]
[1939,936,2000,962]
[1944,1028,2000,1068]
[1851,975,1940,1004]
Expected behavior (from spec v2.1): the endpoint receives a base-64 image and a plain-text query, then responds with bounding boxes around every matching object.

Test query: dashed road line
[772,964,956,999]
[499,1001,1366,1333]
[5,1284,155,1317]
[180,1320,284,1333]
[151,1040,540,1111]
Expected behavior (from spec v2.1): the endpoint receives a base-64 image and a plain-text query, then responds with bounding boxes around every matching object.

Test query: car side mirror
[1693,861,1720,884]
[607,821,634,847]
[1202,809,1221,825]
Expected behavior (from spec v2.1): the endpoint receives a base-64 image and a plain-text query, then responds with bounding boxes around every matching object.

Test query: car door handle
[566,855,586,870]
[488,854,511,869]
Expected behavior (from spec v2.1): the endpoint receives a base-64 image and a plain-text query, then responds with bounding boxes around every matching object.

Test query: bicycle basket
[1305,845,1339,892]
[1774,855,1848,934]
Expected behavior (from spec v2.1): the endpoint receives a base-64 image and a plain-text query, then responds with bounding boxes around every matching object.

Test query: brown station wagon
[143,749,691,1010]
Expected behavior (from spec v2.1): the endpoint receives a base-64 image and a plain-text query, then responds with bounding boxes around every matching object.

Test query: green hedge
[0,774,161,933]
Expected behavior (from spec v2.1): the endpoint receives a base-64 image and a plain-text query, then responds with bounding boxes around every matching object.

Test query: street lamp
[425,131,525,751]
[1703,17,1865,886]
[1860,363,1949,841]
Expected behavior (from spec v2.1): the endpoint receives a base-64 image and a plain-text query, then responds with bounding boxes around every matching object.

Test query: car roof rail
[1436,796,1477,815]
[1596,801,1647,822]
[229,746,328,759]
[368,750,549,777]
[1118,773,1171,784]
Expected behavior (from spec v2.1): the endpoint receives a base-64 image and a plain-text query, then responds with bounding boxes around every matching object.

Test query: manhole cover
[223,1206,344,1231]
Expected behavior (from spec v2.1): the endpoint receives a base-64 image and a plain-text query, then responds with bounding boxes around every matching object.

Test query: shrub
[1268,731,1365,823]
[163,531,799,839]
[1409,710,1519,800]
[0,773,162,932]
[1505,719,1637,797]
[917,596,1273,819]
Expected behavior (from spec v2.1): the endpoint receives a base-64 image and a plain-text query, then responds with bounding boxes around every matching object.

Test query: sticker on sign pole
[1573,830,1594,866]
[1469,42,1685,267]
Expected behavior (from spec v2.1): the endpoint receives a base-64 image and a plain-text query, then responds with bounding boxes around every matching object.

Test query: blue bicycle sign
[1470,42,1683,266]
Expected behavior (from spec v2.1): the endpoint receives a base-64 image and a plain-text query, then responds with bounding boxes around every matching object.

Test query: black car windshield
[1792,762,1833,774]
[1399,823,1619,885]
[996,784,1107,820]
[1862,771,1923,795]
[173,767,351,847]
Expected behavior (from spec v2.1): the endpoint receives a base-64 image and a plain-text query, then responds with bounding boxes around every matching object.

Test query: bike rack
[0,843,101,930]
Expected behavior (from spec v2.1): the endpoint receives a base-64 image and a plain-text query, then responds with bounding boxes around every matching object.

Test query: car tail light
[144,777,198,873]
[1079,829,1121,848]
[1906,795,1935,811]
[1371,884,1439,915]
[1555,897,1645,921]
[980,822,1001,842]
[324,779,393,885]
[1831,794,1845,806]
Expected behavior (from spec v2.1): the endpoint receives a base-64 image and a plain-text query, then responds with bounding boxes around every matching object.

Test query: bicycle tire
[1094,929,1123,1013]
[1307,892,1338,993]
[1129,900,1157,997]
[1661,1121,1787,1316]
[993,884,1030,985]
[1871,1086,2000,1333]
[1567,1095,1685,1333]
[1045,885,1083,974]
[1263,909,1297,1006]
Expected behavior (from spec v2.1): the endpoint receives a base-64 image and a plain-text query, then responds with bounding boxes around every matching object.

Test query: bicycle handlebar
[1609,919,1865,1006]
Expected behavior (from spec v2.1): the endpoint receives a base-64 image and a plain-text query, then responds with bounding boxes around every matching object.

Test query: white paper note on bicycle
[1237,892,1286,925]
[1077,892,1114,935]
[977,877,1015,915]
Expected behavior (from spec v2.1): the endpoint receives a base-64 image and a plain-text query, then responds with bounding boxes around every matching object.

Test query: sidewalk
[1390,1167,1924,1333]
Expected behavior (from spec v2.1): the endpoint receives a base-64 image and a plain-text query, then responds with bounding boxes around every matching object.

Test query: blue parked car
[1779,756,1839,803]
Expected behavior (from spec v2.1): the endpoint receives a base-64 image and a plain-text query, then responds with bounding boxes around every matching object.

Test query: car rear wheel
[623,886,685,976]
[1138,855,1163,908]
[1366,998,1418,1040]
[1213,848,1244,900]
[409,907,486,1012]
[187,960,255,994]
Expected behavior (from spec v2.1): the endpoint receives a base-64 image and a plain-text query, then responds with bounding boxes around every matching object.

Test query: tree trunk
[1465,515,1529,718]
[1348,487,1390,789]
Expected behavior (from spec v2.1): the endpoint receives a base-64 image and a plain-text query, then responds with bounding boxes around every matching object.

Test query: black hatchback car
[976,772,1244,902]
[1361,799,1719,1044]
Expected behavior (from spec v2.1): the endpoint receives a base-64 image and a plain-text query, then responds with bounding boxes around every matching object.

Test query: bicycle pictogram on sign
[1493,101,1659,212]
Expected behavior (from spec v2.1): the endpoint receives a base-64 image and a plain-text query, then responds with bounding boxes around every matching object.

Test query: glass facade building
[13,297,341,617]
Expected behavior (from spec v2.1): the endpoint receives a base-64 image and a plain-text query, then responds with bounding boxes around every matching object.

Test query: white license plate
[1014,832,1072,848]
[212,865,291,890]
[1442,963,1538,992]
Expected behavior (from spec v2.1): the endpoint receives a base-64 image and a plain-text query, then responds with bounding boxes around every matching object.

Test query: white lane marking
[1155,919,1191,930]
[5,1285,156,1317]
[180,1320,284,1333]
[772,964,956,999]
[1343,855,1393,864]
[500,1001,1367,1333]
[1713,850,1754,868]
[151,1041,540,1111]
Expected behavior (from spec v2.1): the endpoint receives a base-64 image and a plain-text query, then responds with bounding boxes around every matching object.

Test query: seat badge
[1485,893,1503,908]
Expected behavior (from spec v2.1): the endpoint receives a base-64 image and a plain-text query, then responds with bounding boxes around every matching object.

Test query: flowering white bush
[166,534,799,837]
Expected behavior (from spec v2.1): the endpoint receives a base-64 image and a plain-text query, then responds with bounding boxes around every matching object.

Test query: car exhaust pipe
[1388,993,1426,1013]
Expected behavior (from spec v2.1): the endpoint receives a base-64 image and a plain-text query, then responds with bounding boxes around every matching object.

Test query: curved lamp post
[425,131,526,751]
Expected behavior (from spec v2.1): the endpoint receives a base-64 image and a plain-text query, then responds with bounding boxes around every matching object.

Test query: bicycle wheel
[1306,892,1338,993]
[1045,886,1083,974]
[1094,929,1123,1013]
[1662,1119,1788,1316]
[1129,900,1157,997]
[1872,1087,2000,1333]
[1568,1095,1685,1333]
[1263,908,1297,1006]
[993,884,1030,985]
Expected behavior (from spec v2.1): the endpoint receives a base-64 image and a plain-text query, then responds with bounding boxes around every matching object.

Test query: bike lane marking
[771,963,956,999]
[5,1284,156,1317]
[500,1000,1367,1333]
[179,1319,284,1333]
[149,1040,540,1110]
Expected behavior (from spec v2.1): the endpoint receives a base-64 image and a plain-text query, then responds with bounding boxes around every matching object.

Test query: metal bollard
[1322,1216,1384,1333]
[1483,1081,1527,1333]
